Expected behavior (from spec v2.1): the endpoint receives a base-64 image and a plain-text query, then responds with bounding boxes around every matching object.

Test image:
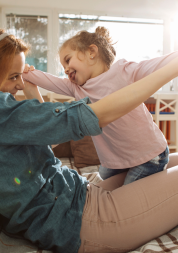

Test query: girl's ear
[88,44,98,59]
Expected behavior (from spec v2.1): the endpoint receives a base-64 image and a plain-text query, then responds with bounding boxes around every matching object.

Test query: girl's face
[60,46,94,86]
[0,52,25,96]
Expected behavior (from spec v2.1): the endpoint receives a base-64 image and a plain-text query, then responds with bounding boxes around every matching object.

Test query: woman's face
[0,52,25,96]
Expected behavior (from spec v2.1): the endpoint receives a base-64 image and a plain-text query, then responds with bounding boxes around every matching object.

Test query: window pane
[59,15,163,77]
[6,15,48,72]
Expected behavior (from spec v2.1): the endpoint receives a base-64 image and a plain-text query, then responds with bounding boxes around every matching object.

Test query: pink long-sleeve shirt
[23,52,178,169]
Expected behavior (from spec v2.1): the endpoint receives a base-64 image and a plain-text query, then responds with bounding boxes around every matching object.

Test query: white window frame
[1,7,60,95]
[162,18,173,91]
[1,7,59,76]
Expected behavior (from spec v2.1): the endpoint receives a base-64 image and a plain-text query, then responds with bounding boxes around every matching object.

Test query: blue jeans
[99,146,169,185]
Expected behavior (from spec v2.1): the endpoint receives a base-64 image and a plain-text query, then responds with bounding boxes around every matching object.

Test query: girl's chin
[70,78,84,86]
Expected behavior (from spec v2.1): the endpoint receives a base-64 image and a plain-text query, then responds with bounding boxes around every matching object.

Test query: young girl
[23,26,177,184]
[2,29,178,253]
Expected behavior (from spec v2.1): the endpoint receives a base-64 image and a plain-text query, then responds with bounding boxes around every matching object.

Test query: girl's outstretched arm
[23,69,74,97]
[90,57,178,127]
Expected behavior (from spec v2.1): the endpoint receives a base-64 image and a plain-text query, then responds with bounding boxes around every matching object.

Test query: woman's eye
[10,76,18,81]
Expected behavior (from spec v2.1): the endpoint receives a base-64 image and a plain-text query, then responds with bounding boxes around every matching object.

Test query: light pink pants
[78,153,178,253]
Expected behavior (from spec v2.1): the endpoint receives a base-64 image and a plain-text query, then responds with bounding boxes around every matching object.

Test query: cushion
[70,136,100,168]
[53,141,73,158]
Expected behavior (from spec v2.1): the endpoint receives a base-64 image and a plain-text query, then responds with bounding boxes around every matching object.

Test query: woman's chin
[11,92,17,97]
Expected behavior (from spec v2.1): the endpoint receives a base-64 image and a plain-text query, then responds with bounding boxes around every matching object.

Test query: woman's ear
[88,44,99,59]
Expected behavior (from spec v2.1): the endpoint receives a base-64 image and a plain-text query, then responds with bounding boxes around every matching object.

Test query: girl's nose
[65,67,69,75]
[16,76,25,90]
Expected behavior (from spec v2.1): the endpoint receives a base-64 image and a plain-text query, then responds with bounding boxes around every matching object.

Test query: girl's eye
[66,58,70,64]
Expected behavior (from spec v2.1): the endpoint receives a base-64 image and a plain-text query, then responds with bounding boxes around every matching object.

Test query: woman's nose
[16,76,25,90]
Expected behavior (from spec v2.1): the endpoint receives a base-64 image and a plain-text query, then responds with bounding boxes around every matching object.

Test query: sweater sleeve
[119,51,178,83]
[22,70,75,97]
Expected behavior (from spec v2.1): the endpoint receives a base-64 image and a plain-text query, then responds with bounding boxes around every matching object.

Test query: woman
[1,29,178,253]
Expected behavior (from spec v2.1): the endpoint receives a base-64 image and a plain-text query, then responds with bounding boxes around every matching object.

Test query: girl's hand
[23,64,35,73]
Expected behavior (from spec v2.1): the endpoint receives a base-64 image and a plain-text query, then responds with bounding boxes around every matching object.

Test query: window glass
[6,15,48,72]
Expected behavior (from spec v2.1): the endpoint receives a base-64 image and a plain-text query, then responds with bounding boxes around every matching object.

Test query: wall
[0,0,178,19]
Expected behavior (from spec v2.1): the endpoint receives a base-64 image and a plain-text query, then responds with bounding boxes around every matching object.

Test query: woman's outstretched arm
[90,57,178,127]
[23,81,44,103]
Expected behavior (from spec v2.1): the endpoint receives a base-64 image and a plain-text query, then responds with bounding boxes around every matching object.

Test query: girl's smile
[69,70,76,82]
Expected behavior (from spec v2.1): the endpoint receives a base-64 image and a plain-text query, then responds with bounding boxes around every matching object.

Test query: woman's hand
[23,80,37,93]
[24,64,35,73]
[23,81,44,103]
